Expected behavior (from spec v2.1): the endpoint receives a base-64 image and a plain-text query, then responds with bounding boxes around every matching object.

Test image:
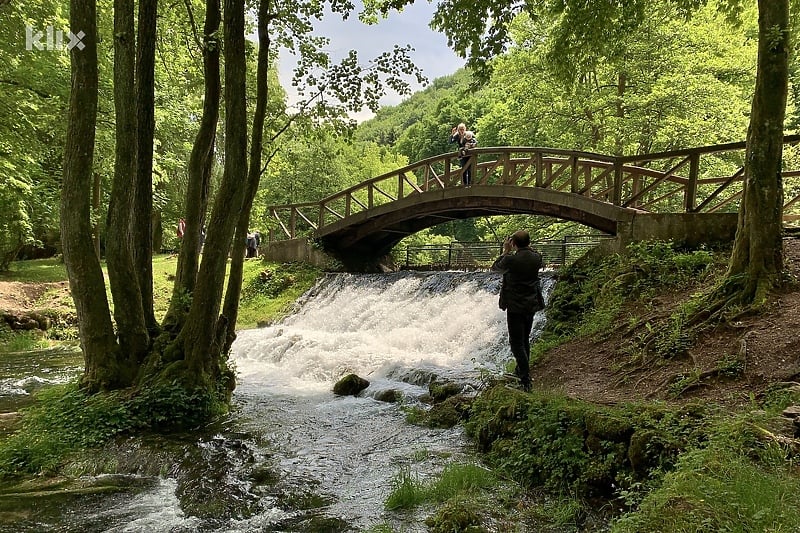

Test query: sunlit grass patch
[0,258,67,283]
[613,413,800,532]
[236,260,321,328]
[0,330,49,354]
[385,462,497,511]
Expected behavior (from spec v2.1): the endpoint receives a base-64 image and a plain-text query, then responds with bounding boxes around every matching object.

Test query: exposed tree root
[753,425,800,454]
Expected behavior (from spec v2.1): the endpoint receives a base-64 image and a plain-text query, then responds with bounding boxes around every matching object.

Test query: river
[0,270,553,532]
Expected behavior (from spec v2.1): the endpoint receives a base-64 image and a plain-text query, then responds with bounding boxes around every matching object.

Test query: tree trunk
[133,0,159,333]
[106,0,149,377]
[61,0,119,391]
[92,171,101,259]
[222,0,272,354]
[176,0,248,383]
[725,0,788,305]
[166,0,221,327]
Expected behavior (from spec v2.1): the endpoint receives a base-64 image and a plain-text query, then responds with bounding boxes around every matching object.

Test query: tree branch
[0,79,53,99]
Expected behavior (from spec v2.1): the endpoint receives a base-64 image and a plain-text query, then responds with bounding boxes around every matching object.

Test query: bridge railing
[266,137,800,241]
[393,235,614,271]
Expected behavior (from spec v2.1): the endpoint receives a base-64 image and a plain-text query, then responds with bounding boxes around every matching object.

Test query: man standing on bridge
[491,230,544,391]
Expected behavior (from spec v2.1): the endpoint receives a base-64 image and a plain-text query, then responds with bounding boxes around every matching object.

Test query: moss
[424,497,487,533]
[428,380,463,403]
[585,412,634,442]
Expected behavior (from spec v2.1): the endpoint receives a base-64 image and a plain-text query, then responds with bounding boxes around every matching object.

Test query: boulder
[333,374,369,396]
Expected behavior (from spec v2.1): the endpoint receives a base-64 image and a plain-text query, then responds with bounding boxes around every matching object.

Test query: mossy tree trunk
[61,0,121,391]
[105,0,149,383]
[717,0,788,309]
[133,0,159,334]
[222,0,272,354]
[165,0,221,329]
[169,0,248,387]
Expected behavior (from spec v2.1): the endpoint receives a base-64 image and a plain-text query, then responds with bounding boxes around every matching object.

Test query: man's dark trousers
[507,311,534,386]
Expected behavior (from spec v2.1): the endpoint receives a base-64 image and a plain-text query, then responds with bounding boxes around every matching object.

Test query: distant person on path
[177,218,186,239]
[450,123,477,186]
[246,230,261,258]
[491,229,544,392]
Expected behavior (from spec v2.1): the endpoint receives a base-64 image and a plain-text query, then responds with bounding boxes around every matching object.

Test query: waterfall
[232,270,554,397]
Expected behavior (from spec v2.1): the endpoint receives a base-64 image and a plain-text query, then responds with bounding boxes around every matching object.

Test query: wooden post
[535,152,543,188]
[613,160,622,205]
[685,152,699,212]
[570,156,579,193]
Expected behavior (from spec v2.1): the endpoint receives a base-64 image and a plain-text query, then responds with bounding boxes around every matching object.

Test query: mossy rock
[428,380,463,403]
[628,429,675,474]
[374,389,402,403]
[424,394,473,428]
[425,498,487,533]
[332,374,369,396]
[585,412,634,442]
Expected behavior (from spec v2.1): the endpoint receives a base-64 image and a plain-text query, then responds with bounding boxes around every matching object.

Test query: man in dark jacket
[491,230,544,391]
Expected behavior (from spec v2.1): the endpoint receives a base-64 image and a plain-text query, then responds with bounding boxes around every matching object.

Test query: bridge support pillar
[261,238,333,267]
[614,212,739,250]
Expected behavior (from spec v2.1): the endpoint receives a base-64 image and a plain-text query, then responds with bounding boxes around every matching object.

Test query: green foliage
[464,386,707,496]
[543,241,721,342]
[0,381,225,478]
[236,261,322,328]
[613,412,800,532]
[424,497,485,533]
[0,329,49,353]
[385,466,426,510]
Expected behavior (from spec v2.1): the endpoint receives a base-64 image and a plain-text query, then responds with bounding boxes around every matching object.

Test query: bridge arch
[316,185,637,262]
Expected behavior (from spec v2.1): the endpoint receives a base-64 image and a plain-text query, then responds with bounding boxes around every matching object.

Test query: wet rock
[373,389,402,403]
[332,374,369,396]
[428,380,463,403]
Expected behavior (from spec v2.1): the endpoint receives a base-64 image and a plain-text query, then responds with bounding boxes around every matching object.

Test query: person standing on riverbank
[491,230,544,391]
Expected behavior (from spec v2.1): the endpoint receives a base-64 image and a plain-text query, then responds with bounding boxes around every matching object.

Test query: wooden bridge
[265,136,800,269]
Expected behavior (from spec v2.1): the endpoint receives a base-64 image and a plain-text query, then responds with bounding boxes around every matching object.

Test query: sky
[277,1,465,121]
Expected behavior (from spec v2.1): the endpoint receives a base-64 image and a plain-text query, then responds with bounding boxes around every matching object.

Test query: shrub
[0,381,225,479]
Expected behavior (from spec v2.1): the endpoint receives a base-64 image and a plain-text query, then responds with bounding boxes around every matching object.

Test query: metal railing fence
[393,235,614,270]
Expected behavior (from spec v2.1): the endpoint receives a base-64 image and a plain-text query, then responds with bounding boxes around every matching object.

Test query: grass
[613,440,800,532]
[385,462,497,511]
[0,255,322,339]
[0,258,68,283]
[0,329,50,353]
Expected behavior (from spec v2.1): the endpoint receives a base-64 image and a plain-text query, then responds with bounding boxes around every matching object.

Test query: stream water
[0,270,553,532]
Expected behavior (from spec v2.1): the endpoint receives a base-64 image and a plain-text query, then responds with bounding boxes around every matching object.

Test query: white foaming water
[232,271,521,395]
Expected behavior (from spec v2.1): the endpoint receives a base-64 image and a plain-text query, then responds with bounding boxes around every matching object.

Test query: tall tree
[106,0,149,380]
[165,0,221,327]
[723,0,789,305]
[61,0,122,389]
